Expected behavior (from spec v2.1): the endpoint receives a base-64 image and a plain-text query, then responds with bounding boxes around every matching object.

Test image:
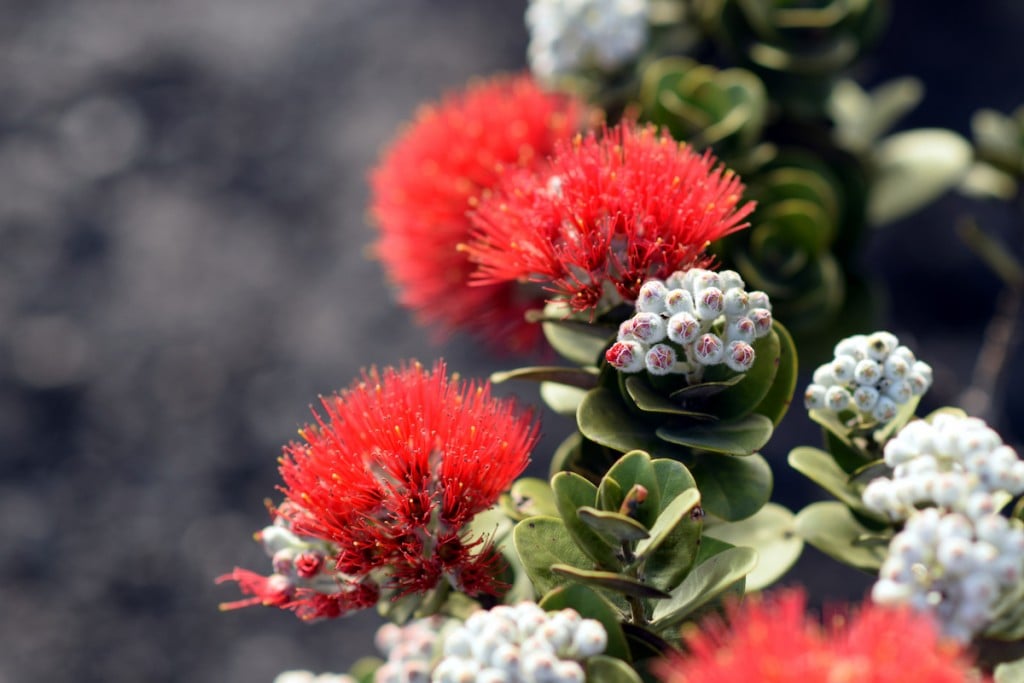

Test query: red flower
[216,568,379,621]
[657,589,985,683]
[466,122,755,313]
[276,360,537,600]
[369,74,584,352]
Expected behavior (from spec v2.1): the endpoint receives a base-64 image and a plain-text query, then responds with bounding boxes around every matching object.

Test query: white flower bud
[853,358,883,385]
[883,355,911,380]
[664,288,694,315]
[552,661,585,683]
[490,643,520,672]
[605,340,645,373]
[853,385,880,412]
[691,269,721,293]
[626,312,666,343]
[865,331,898,360]
[830,355,857,383]
[747,290,771,311]
[722,288,749,318]
[884,380,913,404]
[937,536,974,576]
[871,396,898,423]
[824,386,852,412]
[636,280,668,314]
[696,287,724,320]
[475,669,509,683]
[718,270,745,291]
[834,335,867,360]
[645,344,677,375]
[693,333,724,365]
[748,308,773,338]
[804,384,827,410]
[724,340,756,373]
[570,619,608,657]
[726,316,756,344]
[872,578,913,605]
[812,364,835,386]
[521,650,558,683]
[667,312,700,345]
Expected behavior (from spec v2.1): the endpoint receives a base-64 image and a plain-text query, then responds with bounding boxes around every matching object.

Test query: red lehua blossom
[276,360,537,600]
[656,589,986,683]
[369,74,584,352]
[216,568,379,621]
[467,121,755,313]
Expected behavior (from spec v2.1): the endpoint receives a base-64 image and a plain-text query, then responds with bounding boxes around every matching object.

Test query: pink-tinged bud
[636,280,668,313]
[665,288,695,315]
[747,290,771,311]
[272,549,295,574]
[645,343,677,375]
[722,288,749,318]
[667,312,700,345]
[726,317,756,344]
[694,333,724,365]
[748,308,772,337]
[294,550,325,578]
[724,341,756,372]
[628,312,667,343]
[696,287,724,320]
[606,340,645,373]
[805,384,827,410]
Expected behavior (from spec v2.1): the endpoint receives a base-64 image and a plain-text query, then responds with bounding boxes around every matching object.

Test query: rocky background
[1,2,1023,682]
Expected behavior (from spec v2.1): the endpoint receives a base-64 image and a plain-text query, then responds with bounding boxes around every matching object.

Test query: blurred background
[1,1,1023,681]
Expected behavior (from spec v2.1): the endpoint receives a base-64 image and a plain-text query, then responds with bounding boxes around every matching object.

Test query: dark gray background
[1,2,1023,682]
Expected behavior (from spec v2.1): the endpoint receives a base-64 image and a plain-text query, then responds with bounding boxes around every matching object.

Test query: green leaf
[635,488,704,592]
[550,564,671,599]
[624,375,716,419]
[704,503,803,591]
[794,501,889,572]
[787,447,887,521]
[597,476,624,516]
[651,458,698,505]
[586,655,644,683]
[699,329,782,420]
[578,507,651,544]
[995,657,1024,683]
[513,516,597,597]
[687,452,773,522]
[541,381,589,417]
[541,301,613,366]
[552,472,622,571]
[649,546,758,630]
[602,450,662,526]
[657,413,774,456]
[868,128,972,226]
[578,388,680,459]
[538,584,631,662]
[752,321,798,426]
[504,477,560,519]
[490,366,600,389]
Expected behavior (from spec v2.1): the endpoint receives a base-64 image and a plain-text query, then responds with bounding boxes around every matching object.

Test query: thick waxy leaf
[704,503,803,591]
[513,516,597,597]
[538,584,631,662]
[635,489,704,592]
[624,375,715,419]
[868,128,972,226]
[649,546,758,630]
[602,451,662,526]
[541,381,588,417]
[586,655,644,683]
[541,302,614,366]
[550,564,671,599]
[597,476,624,515]
[490,366,599,389]
[752,321,798,426]
[657,413,774,456]
[687,452,772,521]
[794,501,889,572]
[505,477,560,519]
[578,388,680,460]
[552,471,622,570]
[578,507,651,545]
[698,329,782,420]
[995,657,1024,683]
[788,447,886,521]
[669,374,744,402]
[652,458,697,503]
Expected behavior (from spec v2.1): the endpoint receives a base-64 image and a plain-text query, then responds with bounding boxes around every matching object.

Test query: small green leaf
[513,516,597,597]
[602,450,662,526]
[635,488,704,592]
[490,366,600,389]
[578,507,651,544]
[578,388,681,459]
[553,471,622,571]
[586,655,644,683]
[704,503,803,591]
[752,321,798,426]
[597,476,624,516]
[657,413,774,455]
[669,374,745,402]
[794,501,889,572]
[649,546,758,630]
[687,452,773,522]
[542,302,613,366]
[541,381,589,417]
[550,564,671,599]
[699,329,782,420]
[538,584,631,662]
[506,478,560,519]
[995,656,1024,683]
[788,447,887,521]
[624,375,716,419]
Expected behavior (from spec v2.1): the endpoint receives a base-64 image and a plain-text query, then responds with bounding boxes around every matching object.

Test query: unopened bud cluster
[864,415,1024,642]
[274,672,355,683]
[433,602,607,683]
[605,269,772,379]
[804,331,932,425]
[375,617,452,683]
[252,508,347,604]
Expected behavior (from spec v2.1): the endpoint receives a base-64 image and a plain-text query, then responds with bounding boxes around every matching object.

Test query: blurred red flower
[467,122,754,313]
[277,360,537,600]
[369,74,584,352]
[657,589,985,683]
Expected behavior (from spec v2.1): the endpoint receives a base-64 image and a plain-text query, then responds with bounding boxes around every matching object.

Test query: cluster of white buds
[251,507,348,601]
[432,602,607,683]
[375,617,453,683]
[804,331,933,425]
[862,414,1024,521]
[274,672,355,683]
[871,507,1024,643]
[864,414,1024,642]
[526,0,649,82]
[605,268,772,380]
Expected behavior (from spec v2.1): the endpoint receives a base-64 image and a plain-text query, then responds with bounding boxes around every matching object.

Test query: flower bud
[724,341,756,373]
[725,316,756,344]
[626,312,666,344]
[645,344,677,375]
[667,312,700,345]
[693,333,724,365]
[605,341,645,373]
[722,288,749,318]
[853,359,882,385]
[696,287,724,320]
[636,280,668,314]
[804,384,827,410]
[747,290,771,311]
[747,308,773,338]
[830,355,857,383]
[717,270,745,292]
[824,386,851,412]
[853,385,879,412]
[664,288,694,315]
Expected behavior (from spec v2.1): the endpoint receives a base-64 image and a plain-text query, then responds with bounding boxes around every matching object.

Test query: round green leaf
[656,413,774,456]
[490,366,599,389]
[687,452,773,521]
[635,488,704,592]
[649,546,758,630]
[787,446,887,521]
[552,471,622,571]
[601,450,662,526]
[578,388,680,459]
[624,375,715,419]
[541,381,588,417]
[703,502,803,591]
[752,320,798,426]
[698,329,782,420]
[513,516,597,597]
[586,655,644,683]
[794,501,889,572]
[578,507,651,544]
[651,458,698,504]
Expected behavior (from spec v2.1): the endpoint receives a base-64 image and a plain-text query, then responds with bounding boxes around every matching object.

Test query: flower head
[369,75,584,352]
[657,589,984,683]
[278,360,537,600]
[467,122,754,313]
